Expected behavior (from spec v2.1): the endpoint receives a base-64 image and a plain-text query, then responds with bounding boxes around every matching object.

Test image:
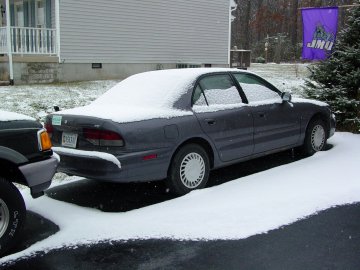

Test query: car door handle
[205,119,216,125]
[258,112,266,118]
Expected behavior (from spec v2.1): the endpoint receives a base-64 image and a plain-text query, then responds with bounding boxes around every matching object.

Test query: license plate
[62,132,78,148]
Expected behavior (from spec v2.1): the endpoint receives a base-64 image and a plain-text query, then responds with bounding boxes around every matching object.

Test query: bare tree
[231,0,357,62]
[243,0,252,49]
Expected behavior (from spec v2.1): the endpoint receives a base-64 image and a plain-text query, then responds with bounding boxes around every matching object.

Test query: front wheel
[167,144,210,196]
[301,118,327,156]
[0,178,26,257]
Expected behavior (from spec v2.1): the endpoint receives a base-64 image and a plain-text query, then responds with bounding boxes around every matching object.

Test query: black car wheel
[301,118,327,156]
[167,144,210,195]
[0,178,26,257]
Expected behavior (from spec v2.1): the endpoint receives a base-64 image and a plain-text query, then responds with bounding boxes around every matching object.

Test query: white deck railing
[0,26,56,55]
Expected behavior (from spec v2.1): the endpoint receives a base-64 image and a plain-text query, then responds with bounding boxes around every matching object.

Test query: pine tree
[304,2,360,132]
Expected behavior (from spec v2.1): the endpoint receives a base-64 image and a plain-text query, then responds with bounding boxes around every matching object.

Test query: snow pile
[1,132,360,264]
[0,110,35,122]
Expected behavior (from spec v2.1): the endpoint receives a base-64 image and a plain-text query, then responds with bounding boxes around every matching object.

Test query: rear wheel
[301,118,327,156]
[167,144,210,196]
[0,178,26,257]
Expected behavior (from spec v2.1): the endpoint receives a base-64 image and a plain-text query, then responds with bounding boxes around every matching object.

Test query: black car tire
[0,178,26,257]
[167,144,210,196]
[301,118,327,156]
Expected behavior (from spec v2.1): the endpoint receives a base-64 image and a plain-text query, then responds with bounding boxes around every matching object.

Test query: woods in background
[231,0,356,63]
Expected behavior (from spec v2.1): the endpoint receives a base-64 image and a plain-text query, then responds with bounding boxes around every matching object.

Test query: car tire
[0,178,26,257]
[167,144,210,196]
[301,118,327,156]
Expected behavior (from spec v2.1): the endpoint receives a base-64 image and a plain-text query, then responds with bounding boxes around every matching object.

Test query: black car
[47,68,335,196]
[0,111,58,256]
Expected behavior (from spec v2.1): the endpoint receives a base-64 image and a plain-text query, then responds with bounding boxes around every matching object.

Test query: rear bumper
[19,156,59,197]
[54,147,170,183]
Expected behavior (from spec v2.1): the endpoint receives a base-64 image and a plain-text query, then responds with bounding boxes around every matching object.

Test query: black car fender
[0,146,28,165]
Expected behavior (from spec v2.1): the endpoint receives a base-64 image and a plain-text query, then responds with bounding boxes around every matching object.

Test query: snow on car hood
[55,68,244,123]
[292,97,328,106]
[0,110,35,122]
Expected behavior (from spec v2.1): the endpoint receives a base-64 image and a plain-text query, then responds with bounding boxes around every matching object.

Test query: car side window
[233,73,280,103]
[194,74,242,106]
[193,85,207,106]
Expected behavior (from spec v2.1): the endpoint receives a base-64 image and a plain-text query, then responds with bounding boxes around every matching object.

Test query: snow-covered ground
[1,63,359,265]
[0,80,118,122]
[1,132,360,265]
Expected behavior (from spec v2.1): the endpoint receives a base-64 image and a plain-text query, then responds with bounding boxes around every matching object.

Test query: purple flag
[302,7,338,60]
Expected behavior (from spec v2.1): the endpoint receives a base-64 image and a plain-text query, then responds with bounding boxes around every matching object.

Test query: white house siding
[59,0,230,65]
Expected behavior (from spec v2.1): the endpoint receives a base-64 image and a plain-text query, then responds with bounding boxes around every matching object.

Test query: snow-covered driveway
[1,132,359,264]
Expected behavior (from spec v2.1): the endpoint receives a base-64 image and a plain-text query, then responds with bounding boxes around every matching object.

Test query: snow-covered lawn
[0,80,118,122]
[1,132,360,265]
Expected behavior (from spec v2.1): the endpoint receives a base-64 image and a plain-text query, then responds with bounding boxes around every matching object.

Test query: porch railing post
[5,0,14,84]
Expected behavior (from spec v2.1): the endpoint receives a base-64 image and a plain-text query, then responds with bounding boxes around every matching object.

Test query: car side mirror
[281,92,292,102]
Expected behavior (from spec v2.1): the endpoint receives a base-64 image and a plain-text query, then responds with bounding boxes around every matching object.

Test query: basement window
[92,63,102,69]
[176,64,201,69]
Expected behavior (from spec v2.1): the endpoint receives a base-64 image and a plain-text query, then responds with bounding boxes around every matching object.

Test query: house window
[36,0,45,28]
[11,0,49,28]
[15,2,24,27]
[176,64,188,69]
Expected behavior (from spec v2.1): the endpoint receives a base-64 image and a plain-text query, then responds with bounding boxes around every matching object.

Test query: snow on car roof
[0,110,35,122]
[93,68,246,108]
[56,68,249,123]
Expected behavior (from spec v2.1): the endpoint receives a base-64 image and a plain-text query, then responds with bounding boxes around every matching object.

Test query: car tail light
[83,128,124,147]
[38,129,52,151]
[44,122,53,138]
[142,154,157,161]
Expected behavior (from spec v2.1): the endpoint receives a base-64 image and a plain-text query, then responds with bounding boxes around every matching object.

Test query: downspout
[5,0,13,84]
[55,0,60,62]
[227,0,231,67]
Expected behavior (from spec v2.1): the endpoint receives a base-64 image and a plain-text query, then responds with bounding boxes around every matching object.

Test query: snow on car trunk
[0,110,35,122]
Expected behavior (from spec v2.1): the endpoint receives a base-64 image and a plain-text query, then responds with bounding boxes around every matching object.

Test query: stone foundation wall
[0,62,228,85]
